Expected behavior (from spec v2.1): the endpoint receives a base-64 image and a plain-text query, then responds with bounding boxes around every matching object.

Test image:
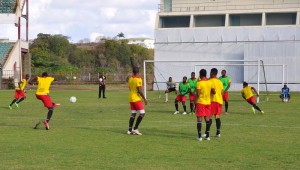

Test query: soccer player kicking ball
[8,74,30,109]
[127,66,147,135]
[209,68,224,137]
[174,76,190,115]
[241,82,264,114]
[188,72,197,114]
[195,69,215,141]
[29,72,60,130]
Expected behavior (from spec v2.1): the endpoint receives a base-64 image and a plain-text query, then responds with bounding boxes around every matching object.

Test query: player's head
[284,84,287,88]
[221,70,226,77]
[168,77,172,82]
[42,72,48,77]
[243,81,248,87]
[191,72,195,78]
[25,74,30,80]
[183,76,187,82]
[210,68,218,77]
[132,66,139,75]
[199,69,207,78]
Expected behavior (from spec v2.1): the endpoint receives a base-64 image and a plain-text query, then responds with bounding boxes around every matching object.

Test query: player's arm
[28,76,38,85]
[225,79,231,92]
[241,92,246,100]
[138,86,147,105]
[251,87,259,97]
[211,88,216,95]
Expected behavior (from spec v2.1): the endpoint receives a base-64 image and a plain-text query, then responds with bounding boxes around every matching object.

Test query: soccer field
[1,85,300,169]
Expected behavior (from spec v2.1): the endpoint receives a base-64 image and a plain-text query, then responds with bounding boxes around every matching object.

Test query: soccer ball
[69,96,77,103]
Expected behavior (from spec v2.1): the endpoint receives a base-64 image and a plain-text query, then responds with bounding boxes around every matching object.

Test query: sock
[183,105,186,112]
[209,118,212,125]
[16,98,25,104]
[46,108,54,122]
[205,120,212,138]
[10,99,18,106]
[128,116,135,131]
[225,101,228,112]
[165,93,168,101]
[175,103,178,111]
[134,115,144,130]
[190,103,193,112]
[197,121,202,138]
[253,104,262,112]
[216,118,221,135]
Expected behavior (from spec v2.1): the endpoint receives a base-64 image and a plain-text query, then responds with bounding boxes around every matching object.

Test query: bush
[7,77,15,89]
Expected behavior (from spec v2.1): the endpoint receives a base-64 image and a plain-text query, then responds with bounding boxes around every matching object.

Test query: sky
[0,0,159,43]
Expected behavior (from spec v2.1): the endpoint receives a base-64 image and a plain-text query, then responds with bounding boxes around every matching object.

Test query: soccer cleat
[173,111,179,114]
[15,103,19,108]
[261,110,265,114]
[164,100,168,103]
[182,112,187,115]
[8,105,12,110]
[43,121,49,130]
[225,112,229,115]
[204,137,211,141]
[202,134,207,138]
[132,129,142,135]
[252,107,255,114]
[127,131,133,135]
[197,137,202,141]
[215,134,221,138]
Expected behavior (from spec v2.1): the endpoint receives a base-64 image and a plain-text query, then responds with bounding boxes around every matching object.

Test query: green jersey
[219,76,231,92]
[188,78,197,93]
[179,82,190,96]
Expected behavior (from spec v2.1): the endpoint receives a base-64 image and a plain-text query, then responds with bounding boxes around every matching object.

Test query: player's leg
[196,116,203,141]
[98,85,101,98]
[103,85,106,98]
[252,104,264,113]
[182,96,187,115]
[165,89,169,102]
[128,102,137,134]
[9,98,18,109]
[215,114,221,137]
[16,97,25,104]
[174,97,179,114]
[204,105,212,140]
[223,92,229,114]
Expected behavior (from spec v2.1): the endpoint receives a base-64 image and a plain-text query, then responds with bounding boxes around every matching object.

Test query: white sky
[0,0,159,43]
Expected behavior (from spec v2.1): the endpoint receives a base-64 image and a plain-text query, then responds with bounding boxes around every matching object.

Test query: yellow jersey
[16,78,27,91]
[128,76,143,102]
[210,77,223,104]
[36,77,54,95]
[196,78,215,105]
[241,86,254,99]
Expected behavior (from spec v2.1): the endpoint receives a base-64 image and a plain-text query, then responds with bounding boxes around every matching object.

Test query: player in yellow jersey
[241,82,264,114]
[29,72,60,130]
[8,74,30,109]
[195,69,215,141]
[127,66,147,135]
[209,68,224,137]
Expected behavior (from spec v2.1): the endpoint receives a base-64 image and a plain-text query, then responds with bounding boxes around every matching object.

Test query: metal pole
[257,60,260,103]
[282,64,285,86]
[144,60,147,99]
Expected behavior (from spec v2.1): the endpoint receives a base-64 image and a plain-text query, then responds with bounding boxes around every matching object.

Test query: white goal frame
[143,59,287,100]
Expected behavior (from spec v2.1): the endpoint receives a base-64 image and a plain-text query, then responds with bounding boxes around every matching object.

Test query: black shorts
[167,87,176,92]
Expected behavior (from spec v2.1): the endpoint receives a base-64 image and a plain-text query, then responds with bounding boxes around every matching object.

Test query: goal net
[144,60,286,103]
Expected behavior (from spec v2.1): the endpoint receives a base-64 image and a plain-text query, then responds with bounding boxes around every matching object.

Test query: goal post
[143,59,287,102]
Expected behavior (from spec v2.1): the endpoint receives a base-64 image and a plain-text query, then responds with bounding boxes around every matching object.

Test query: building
[0,0,30,89]
[154,0,300,91]
[128,38,154,49]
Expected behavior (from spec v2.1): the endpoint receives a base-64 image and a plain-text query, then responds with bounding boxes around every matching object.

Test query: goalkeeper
[165,77,177,102]
[173,76,190,115]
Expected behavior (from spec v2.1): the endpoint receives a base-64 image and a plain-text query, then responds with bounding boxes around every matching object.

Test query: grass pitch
[0,85,300,169]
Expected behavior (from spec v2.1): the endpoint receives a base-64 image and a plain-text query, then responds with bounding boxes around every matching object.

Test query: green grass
[1,85,300,169]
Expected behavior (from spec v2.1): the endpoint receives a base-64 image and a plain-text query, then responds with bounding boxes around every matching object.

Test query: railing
[158,1,300,13]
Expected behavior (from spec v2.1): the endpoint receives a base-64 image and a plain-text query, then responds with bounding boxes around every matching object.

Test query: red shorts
[36,94,53,108]
[246,96,256,105]
[175,95,187,102]
[189,93,196,101]
[14,90,26,99]
[196,104,211,117]
[130,100,145,112]
[223,92,229,101]
[211,102,223,115]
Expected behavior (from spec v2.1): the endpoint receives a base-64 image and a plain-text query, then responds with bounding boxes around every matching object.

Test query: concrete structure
[128,38,155,49]
[0,0,30,88]
[154,0,300,91]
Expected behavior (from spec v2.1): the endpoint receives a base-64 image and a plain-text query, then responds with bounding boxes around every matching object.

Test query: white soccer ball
[69,96,77,103]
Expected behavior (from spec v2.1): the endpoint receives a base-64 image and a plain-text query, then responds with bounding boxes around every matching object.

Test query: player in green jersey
[219,70,231,114]
[174,76,190,115]
[188,72,197,114]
